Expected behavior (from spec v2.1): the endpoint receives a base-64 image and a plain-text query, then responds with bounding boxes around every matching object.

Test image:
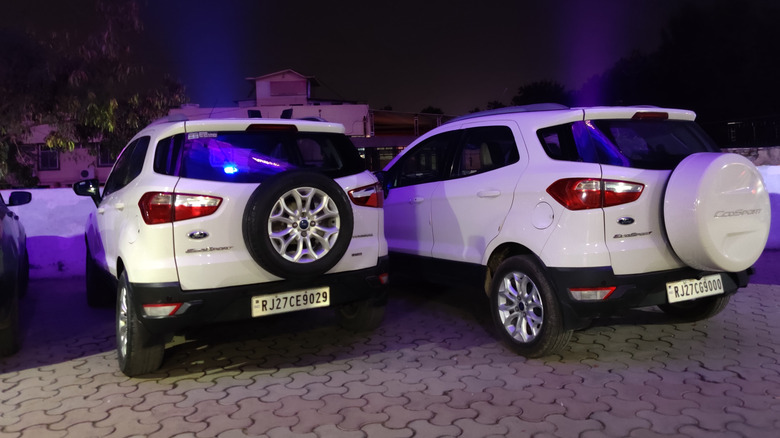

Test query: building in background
[19,69,452,187]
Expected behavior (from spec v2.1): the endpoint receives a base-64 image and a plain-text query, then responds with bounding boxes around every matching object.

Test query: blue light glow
[223,164,239,174]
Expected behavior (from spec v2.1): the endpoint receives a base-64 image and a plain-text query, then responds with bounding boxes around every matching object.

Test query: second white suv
[380,104,770,357]
[75,117,388,376]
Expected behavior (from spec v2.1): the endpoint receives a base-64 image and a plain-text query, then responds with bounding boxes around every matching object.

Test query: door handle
[410,197,424,204]
[114,202,125,211]
[97,207,105,215]
[477,190,501,198]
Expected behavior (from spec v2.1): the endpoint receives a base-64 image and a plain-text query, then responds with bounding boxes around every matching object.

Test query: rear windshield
[154,130,365,182]
[538,120,720,170]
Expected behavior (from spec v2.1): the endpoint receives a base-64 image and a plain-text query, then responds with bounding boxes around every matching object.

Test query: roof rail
[447,103,569,124]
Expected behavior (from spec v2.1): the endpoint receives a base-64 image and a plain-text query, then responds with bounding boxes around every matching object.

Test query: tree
[577,0,780,122]
[0,30,53,186]
[0,0,187,187]
[511,80,573,107]
[486,101,507,110]
[420,106,444,115]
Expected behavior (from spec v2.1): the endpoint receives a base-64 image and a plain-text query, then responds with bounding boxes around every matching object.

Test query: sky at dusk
[4,0,714,115]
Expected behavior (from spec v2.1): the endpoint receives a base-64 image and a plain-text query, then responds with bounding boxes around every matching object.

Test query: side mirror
[73,178,101,207]
[8,191,32,206]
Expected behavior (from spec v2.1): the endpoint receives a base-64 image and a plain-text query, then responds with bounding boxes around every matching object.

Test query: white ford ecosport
[75,117,388,376]
[380,104,770,357]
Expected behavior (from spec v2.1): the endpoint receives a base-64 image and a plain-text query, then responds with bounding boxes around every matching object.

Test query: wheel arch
[483,242,538,296]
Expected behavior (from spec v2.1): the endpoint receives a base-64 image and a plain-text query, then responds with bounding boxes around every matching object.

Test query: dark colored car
[0,190,32,357]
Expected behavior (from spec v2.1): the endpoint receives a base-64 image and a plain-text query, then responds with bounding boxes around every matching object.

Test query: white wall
[3,188,95,278]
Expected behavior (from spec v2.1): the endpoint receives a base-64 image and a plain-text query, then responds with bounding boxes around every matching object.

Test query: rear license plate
[251,287,330,317]
[666,274,724,304]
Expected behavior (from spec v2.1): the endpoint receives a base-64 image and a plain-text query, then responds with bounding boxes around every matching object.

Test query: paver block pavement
[2,256,780,438]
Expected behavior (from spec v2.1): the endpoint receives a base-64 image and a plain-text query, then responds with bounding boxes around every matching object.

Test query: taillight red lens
[602,180,644,207]
[546,179,602,210]
[546,178,643,210]
[139,192,174,224]
[139,192,222,224]
[174,194,222,221]
[348,183,383,208]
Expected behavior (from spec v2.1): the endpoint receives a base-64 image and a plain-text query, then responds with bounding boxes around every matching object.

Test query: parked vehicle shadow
[0,277,115,374]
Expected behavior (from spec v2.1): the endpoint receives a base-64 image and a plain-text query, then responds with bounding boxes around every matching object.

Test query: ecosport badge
[714,209,762,218]
[186,246,233,254]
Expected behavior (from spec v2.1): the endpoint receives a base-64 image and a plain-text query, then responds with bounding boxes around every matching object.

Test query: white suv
[380,104,770,357]
[75,117,388,376]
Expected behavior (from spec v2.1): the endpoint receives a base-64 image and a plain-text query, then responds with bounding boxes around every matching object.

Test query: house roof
[245,69,320,86]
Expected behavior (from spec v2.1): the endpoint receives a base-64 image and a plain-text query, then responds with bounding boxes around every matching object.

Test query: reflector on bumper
[569,287,616,301]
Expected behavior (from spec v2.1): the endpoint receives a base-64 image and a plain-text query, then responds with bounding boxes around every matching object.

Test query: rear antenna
[208,99,218,119]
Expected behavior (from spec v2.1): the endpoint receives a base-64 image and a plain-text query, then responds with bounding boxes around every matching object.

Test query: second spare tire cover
[664,152,770,272]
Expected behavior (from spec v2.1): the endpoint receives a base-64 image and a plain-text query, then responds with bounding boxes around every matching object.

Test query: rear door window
[452,126,519,177]
[538,120,720,170]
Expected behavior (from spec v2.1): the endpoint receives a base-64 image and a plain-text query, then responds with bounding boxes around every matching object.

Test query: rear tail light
[139,192,223,224]
[246,124,298,132]
[348,183,383,208]
[546,178,644,210]
[632,111,668,120]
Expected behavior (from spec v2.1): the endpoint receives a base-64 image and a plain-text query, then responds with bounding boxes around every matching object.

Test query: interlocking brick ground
[2,250,780,437]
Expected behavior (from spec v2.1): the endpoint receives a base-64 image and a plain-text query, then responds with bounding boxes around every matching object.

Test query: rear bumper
[548,265,751,330]
[130,256,389,337]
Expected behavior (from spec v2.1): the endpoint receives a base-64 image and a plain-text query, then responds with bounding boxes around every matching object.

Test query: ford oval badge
[188,230,209,240]
[617,217,635,225]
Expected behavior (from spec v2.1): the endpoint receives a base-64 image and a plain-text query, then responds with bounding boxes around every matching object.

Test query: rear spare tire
[664,153,770,272]
[243,171,354,279]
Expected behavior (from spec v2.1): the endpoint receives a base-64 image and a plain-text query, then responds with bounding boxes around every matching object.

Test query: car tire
[335,298,386,332]
[658,294,731,322]
[116,270,164,377]
[243,171,354,279]
[489,255,572,357]
[664,152,770,272]
[0,284,20,357]
[86,243,114,308]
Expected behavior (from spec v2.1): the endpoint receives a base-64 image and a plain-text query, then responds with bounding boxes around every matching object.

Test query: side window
[102,136,150,197]
[154,134,185,176]
[452,126,519,177]
[538,124,583,162]
[391,131,457,188]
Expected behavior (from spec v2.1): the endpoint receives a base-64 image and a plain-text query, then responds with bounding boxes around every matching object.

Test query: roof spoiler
[447,103,569,124]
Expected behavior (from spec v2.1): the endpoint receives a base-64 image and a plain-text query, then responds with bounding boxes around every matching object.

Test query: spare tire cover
[664,152,770,272]
[243,170,354,279]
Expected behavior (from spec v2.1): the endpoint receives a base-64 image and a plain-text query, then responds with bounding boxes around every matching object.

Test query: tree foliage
[419,106,444,115]
[494,0,779,124]
[577,0,780,122]
[0,0,187,187]
[511,81,573,107]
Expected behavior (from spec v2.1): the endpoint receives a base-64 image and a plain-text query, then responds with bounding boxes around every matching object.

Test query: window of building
[97,144,115,167]
[38,145,60,171]
[270,80,307,96]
